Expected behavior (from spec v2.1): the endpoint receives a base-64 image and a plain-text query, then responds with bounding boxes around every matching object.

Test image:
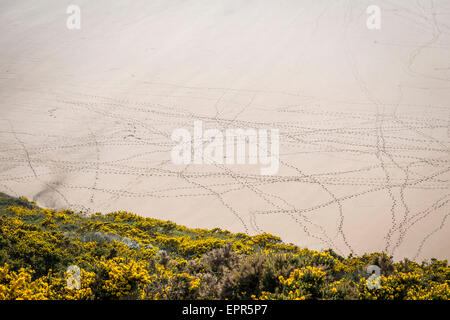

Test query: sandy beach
[0,0,449,261]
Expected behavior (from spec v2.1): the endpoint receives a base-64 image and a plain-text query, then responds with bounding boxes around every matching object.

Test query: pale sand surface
[0,0,449,260]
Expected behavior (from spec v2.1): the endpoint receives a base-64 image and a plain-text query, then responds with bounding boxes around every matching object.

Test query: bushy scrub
[0,193,448,300]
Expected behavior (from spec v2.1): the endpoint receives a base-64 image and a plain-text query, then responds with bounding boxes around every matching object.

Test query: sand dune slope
[0,0,449,260]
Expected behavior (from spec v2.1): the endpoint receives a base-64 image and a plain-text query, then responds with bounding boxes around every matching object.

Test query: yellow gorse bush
[0,193,448,300]
[0,264,49,300]
[95,257,151,299]
[279,266,327,299]
[359,270,450,300]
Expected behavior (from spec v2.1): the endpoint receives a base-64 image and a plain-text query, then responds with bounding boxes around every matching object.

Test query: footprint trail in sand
[0,0,449,260]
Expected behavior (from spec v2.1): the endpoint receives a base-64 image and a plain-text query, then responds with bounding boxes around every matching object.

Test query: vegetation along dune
[0,0,449,298]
